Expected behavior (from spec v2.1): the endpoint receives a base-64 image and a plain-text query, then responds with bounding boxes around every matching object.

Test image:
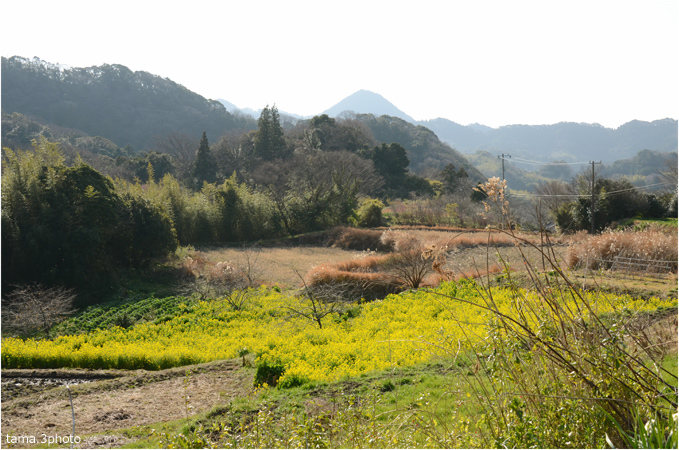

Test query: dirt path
[1,360,253,448]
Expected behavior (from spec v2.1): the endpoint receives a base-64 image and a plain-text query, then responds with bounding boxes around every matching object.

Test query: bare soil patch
[1,360,253,449]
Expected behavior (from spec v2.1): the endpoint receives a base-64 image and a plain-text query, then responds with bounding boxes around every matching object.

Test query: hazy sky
[1,0,677,128]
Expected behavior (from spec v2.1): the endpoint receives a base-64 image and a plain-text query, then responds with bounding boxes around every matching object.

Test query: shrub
[254,360,286,387]
[380,230,435,288]
[277,373,309,389]
[1,284,76,338]
[354,198,384,228]
[325,226,392,252]
[178,252,255,310]
[380,379,396,392]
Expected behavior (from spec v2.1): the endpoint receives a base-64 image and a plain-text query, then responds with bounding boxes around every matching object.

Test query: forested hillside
[352,113,484,179]
[466,149,677,192]
[1,56,257,151]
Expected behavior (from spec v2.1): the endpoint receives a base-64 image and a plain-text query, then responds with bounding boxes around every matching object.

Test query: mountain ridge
[220,88,677,163]
[315,90,677,163]
[1,56,257,151]
[3,56,676,165]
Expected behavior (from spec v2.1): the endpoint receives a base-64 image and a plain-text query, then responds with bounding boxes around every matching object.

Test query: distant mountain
[216,99,307,128]
[323,90,416,123]
[320,90,677,163]
[420,117,678,163]
[1,56,257,151]
[217,98,242,114]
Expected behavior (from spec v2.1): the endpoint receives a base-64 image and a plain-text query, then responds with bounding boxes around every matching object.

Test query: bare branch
[2,284,76,337]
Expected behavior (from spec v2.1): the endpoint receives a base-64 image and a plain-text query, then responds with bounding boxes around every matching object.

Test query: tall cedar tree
[362,143,409,188]
[441,163,468,194]
[254,105,288,161]
[192,131,217,188]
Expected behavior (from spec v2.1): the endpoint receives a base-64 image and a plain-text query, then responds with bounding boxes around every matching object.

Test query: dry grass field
[191,227,677,299]
[193,228,565,289]
[194,245,363,289]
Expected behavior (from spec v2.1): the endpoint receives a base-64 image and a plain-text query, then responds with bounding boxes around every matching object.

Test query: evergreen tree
[360,142,410,194]
[191,131,217,188]
[440,164,470,194]
[440,163,458,193]
[253,105,289,161]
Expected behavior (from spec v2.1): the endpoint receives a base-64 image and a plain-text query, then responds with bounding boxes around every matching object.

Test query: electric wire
[506,181,675,199]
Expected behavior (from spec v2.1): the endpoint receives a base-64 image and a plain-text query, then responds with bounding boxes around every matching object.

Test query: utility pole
[498,153,511,193]
[590,160,601,234]
[497,154,512,230]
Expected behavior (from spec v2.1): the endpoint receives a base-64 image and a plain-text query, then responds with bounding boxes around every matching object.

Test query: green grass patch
[617,217,678,230]
[51,295,197,336]
[130,360,490,449]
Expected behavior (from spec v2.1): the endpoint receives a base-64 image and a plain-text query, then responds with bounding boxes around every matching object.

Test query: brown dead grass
[567,228,678,271]
[306,264,404,299]
[195,246,363,289]
[194,228,575,291]
[325,227,392,252]
[305,229,523,295]
[333,254,391,272]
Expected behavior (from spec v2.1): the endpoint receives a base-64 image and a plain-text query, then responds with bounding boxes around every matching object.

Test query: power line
[506,156,591,166]
[506,181,675,199]
[505,155,673,170]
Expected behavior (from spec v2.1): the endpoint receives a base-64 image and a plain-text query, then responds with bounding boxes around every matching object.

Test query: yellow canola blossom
[2,282,675,385]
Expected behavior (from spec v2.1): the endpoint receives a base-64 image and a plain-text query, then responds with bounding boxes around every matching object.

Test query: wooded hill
[1,56,257,152]
[466,149,678,192]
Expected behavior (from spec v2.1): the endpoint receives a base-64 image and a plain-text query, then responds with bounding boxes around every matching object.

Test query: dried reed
[567,228,678,271]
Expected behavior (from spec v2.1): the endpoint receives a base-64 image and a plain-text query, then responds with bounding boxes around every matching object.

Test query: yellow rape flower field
[2,280,675,388]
